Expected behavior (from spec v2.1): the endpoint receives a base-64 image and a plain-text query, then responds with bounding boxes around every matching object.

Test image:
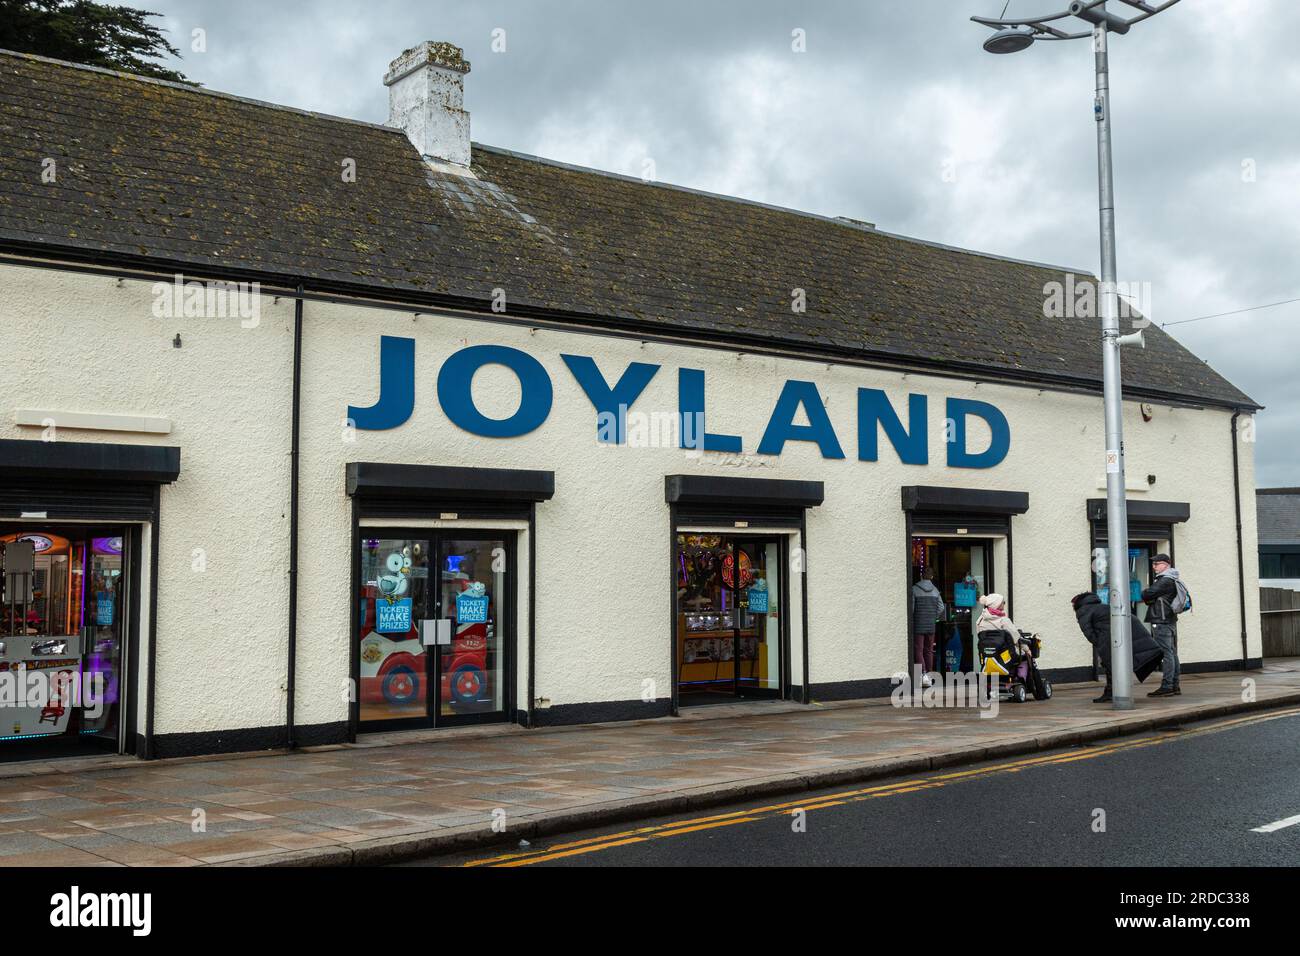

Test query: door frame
[906,531,999,675]
[77,525,133,752]
[730,535,788,700]
[350,525,516,734]
[1086,526,1174,679]
[0,521,136,757]
[672,530,791,706]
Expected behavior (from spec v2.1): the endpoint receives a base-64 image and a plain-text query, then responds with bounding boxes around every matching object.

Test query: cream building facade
[0,45,1260,759]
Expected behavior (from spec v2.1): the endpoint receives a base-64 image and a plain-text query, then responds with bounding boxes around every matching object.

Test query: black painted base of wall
[808,677,897,702]
[1041,665,1097,686]
[140,720,349,760]
[1183,657,1263,674]
[530,698,673,727]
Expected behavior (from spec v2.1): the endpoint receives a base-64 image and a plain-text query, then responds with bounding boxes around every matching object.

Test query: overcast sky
[148,0,1299,486]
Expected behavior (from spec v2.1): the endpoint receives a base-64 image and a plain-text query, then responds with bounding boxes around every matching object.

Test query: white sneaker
[921,674,934,688]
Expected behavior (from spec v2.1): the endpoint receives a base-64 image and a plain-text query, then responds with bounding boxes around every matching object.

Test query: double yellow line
[461,706,1300,867]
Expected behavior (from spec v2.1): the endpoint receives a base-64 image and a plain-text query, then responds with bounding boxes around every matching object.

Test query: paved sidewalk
[1,661,1297,867]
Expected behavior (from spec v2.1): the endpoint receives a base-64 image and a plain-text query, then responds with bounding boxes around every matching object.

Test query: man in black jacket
[1141,554,1182,697]
[1071,592,1163,703]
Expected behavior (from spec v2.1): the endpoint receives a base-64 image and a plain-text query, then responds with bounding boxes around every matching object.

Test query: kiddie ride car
[357,587,492,713]
[977,629,1053,703]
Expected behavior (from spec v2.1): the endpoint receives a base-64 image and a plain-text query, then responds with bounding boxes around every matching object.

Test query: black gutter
[799,511,810,703]
[144,484,161,759]
[286,284,304,750]
[1231,412,1249,666]
[0,245,1263,414]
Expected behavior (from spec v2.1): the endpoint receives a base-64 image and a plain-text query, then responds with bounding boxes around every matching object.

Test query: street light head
[983,28,1036,54]
[1068,1,1132,34]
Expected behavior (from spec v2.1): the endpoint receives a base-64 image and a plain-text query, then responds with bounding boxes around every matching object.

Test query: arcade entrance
[675,534,786,704]
[910,536,995,675]
[0,525,131,759]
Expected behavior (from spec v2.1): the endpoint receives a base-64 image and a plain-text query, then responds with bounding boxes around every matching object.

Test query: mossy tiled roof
[0,50,1255,408]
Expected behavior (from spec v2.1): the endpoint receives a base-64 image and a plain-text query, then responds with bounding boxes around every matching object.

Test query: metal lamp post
[972,0,1182,710]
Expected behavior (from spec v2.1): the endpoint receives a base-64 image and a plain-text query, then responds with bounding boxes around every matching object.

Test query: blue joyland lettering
[348,335,415,430]
[561,355,660,444]
[348,337,1011,470]
[946,397,1011,468]
[678,368,742,452]
[436,345,553,437]
[858,389,928,465]
[757,380,845,458]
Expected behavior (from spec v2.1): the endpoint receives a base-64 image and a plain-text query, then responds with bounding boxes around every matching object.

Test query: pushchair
[977,629,1053,703]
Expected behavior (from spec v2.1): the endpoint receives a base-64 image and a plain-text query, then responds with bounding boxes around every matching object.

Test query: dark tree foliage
[0,0,189,82]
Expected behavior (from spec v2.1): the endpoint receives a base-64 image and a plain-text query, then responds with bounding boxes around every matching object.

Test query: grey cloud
[154,0,1299,484]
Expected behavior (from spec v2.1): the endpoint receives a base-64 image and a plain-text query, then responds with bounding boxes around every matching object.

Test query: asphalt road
[422,708,1300,867]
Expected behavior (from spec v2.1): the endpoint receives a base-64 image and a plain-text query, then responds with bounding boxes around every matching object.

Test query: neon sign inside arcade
[346,336,1011,468]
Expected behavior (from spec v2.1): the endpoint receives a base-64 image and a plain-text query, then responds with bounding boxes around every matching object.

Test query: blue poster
[747,586,769,614]
[954,581,977,608]
[456,593,489,624]
[95,594,114,627]
[376,598,413,634]
[1130,577,1143,603]
[944,628,963,673]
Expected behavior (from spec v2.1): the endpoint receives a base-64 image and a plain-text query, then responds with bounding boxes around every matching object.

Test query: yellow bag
[981,648,1014,676]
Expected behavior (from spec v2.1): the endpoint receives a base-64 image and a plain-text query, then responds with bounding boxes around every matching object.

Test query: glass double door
[1093,540,1160,624]
[676,534,783,703]
[356,531,509,729]
[910,536,993,675]
[0,526,127,751]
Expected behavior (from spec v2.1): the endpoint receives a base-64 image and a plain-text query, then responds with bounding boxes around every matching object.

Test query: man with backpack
[1141,553,1190,697]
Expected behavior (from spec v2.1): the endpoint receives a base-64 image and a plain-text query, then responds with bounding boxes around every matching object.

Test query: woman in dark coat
[1071,592,1163,703]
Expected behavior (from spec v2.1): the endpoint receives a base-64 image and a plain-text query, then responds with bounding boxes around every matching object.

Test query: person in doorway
[1142,554,1182,697]
[1070,592,1162,703]
[910,568,945,687]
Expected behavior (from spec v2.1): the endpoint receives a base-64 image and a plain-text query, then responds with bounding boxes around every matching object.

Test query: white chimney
[383,41,471,166]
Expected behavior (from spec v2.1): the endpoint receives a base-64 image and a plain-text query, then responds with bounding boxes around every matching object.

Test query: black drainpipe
[800,512,810,702]
[1230,411,1249,666]
[144,485,161,758]
[287,285,304,749]
[527,500,537,728]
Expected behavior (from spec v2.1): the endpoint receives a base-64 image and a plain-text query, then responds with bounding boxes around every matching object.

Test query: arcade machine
[0,537,84,742]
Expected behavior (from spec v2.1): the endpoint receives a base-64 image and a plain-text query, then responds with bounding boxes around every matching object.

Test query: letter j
[349,335,415,430]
